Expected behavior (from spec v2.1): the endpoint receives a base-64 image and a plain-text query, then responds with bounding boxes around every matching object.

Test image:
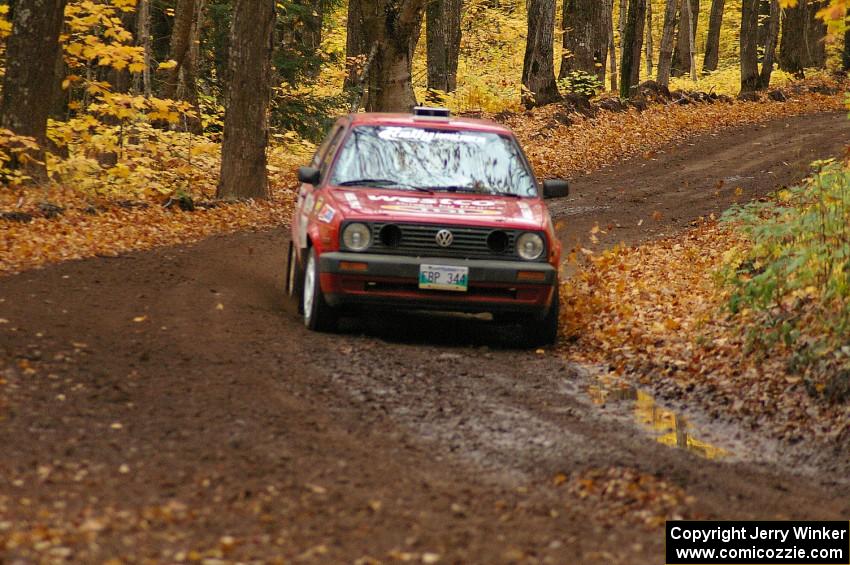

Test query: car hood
[327,188,547,228]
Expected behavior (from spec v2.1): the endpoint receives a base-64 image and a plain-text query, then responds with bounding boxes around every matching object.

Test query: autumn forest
[1,0,850,562]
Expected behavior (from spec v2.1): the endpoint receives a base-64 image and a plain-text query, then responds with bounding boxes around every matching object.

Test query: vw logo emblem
[435,229,454,248]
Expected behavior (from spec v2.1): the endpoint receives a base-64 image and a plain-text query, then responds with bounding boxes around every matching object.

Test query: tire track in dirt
[1,111,849,563]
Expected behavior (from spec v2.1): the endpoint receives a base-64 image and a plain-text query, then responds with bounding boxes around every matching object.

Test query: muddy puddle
[586,372,730,460]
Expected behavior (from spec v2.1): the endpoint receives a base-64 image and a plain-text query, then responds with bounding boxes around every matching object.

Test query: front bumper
[318,252,557,316]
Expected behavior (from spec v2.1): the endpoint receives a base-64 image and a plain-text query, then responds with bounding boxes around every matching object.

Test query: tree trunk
[299,0,324,53]
[619,0,646,98]
[162,0,197,100]
[607,0,618,91]
[779,0,807,76]
[702,0,725,73]
[109,9,137,94]
[357,0,426,112]
[656,0,678,86]
[187,0,206,88]
[805,0,827,68]
[0,0,68,183]
[780,0,827,76]
[618,0,627,42]
[426,0,462,92]
[843,7,850,72]
[757,0,770,51]
[560,0,608,83]
[617,0,626,88]
[758,0,779,89]
[136,0,153,96]
[740,0,760,93]
[672,0,698,76]
[344,0,366,88]
[645,0,653,75]
[49,50,68,122]
[177,0,205,132]
[779,0,807,78]
[687,0,697,79]
[522,0,560,107]
[216,0,275,200]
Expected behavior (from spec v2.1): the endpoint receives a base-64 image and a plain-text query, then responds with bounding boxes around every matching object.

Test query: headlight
[517,232,545,261]
[342,222,371,252]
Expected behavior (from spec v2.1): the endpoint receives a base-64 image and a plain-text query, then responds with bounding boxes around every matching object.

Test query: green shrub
[721,160,850,400]
[557,70,603,99]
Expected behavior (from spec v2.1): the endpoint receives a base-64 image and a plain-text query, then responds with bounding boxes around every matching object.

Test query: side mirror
[298,166,321,186]
[542,179,570,199]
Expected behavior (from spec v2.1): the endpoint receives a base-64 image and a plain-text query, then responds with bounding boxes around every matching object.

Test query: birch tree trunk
[217,0,275,200]
[357,0,426,112]
[607,0,618,91]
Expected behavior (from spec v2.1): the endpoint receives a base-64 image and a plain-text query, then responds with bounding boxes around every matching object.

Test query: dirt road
[1,111,848,563]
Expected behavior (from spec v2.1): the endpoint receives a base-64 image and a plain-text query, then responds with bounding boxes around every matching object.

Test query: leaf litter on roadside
[557,221,850,454]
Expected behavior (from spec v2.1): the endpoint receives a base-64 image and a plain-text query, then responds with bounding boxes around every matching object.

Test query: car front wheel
[522,286,559,347]
[285,241,304,314]
[302,247,338,332]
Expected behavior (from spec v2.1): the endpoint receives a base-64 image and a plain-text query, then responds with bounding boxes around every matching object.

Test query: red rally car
[284,107,569,346]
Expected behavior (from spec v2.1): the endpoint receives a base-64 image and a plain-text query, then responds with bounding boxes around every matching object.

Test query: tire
[284,241,304,314]
[522,286,560,347]
[302,246,338,332]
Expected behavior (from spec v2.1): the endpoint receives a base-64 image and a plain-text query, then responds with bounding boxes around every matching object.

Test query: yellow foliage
[669,67,804,96]
[0,129,42,186]
[63,0,144,82]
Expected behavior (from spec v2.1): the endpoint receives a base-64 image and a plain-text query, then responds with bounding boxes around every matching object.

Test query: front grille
[368,222,523,260]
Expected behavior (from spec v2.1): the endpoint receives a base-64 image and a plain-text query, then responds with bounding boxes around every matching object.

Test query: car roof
[345,112,513,135]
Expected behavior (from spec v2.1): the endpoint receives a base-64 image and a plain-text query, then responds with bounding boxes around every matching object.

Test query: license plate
[419,264,469,292]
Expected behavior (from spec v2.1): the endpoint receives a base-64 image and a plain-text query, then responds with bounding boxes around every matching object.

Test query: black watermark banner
[666,521,850,564]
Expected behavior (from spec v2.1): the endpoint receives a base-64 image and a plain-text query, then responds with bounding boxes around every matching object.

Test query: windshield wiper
[337,179,432,193]
[429,186,524,198]
[429,185,481,193]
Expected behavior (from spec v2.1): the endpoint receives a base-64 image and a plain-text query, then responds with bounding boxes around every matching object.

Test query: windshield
[329,126,538,197]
